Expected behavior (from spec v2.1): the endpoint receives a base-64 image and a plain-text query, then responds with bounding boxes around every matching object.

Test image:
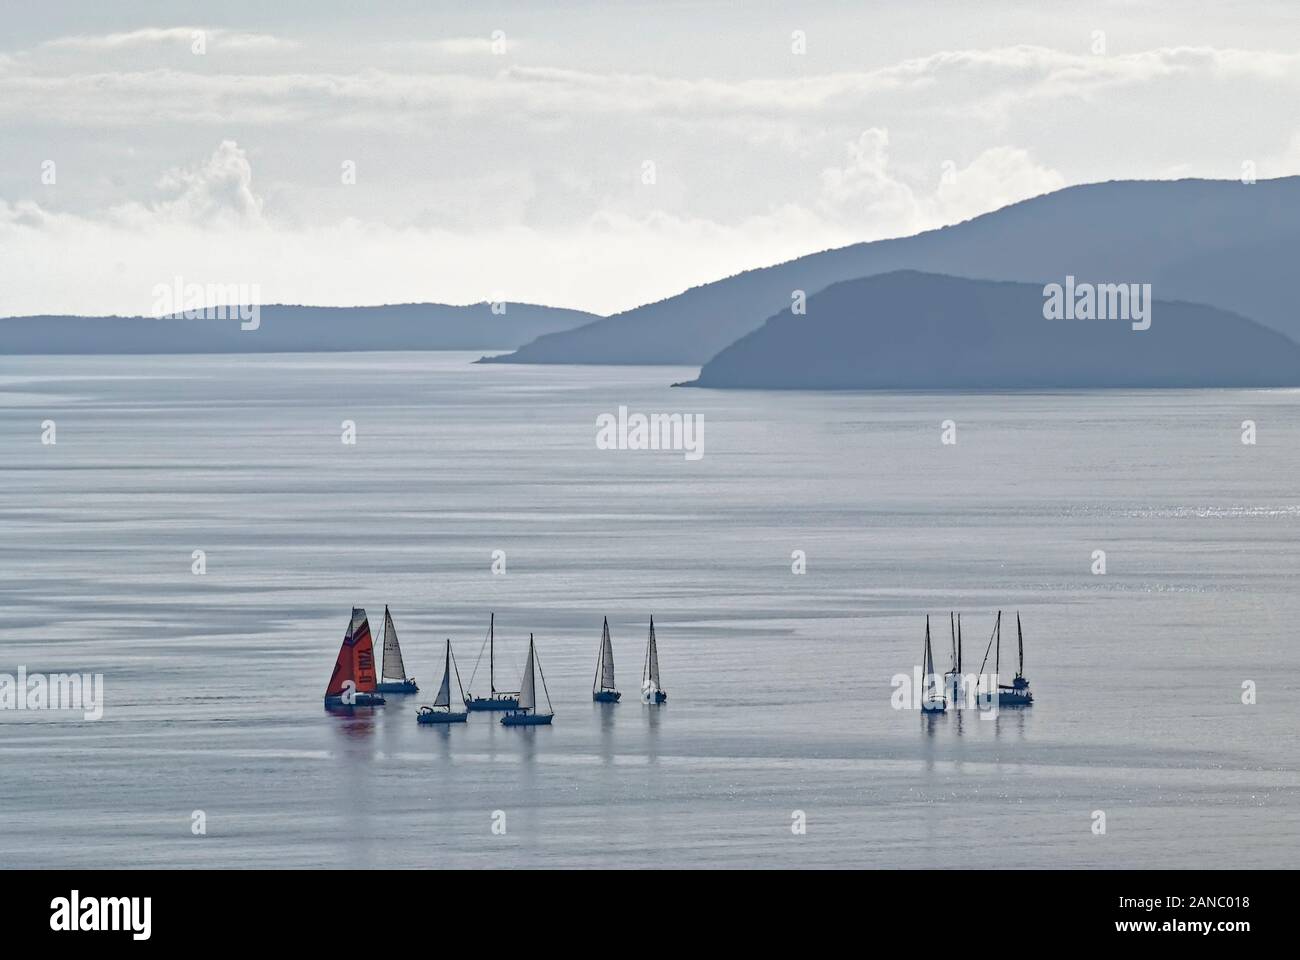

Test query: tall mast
[1017,612,1024,678]
[949,612,956,672]
[957,614,962,673]
[489,612,495,694]
[537,637,553,715]
[994,610,1001,679]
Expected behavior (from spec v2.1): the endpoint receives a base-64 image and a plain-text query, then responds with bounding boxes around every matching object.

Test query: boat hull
[466,695,519,711]
[500,712,554,726]
[376,680,419,694]
[998,691,1034,707]
[593,690,621,703]
[417,710,468,724]
[324,692,386,708]
[643,690,668,704]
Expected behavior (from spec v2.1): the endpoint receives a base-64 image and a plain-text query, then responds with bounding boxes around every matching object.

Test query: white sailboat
[375,605,419,694]
[416,639,468,724]
[501,634,554,726]
[921,615,947,713]
[641,616,668,704]
[592,617,621,702]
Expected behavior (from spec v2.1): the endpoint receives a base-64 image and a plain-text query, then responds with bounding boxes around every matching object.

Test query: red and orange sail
[325,607,379,698]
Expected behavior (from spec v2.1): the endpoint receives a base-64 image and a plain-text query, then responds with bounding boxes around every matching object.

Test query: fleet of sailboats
[322,605,1039,725]
[375,605,419,694]
[912,610,1039,713]
[501,634,555,726]
[592,617,621,702]
[417,639,468,724]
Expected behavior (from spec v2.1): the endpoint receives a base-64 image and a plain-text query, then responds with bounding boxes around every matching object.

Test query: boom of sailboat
[322,609,671,723]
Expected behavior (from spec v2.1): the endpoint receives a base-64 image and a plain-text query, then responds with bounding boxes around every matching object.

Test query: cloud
[819,129,917,226]
[150,140,265,224]
[0,196,856,318]
[90,141,265,229]
[928,146,1067,224]
[43,27,295,52]
[5,45,1298,130]
[818,130,1065,236]
[3,28,1298,318]
[0,134,1066,318]
[405,36,515,56]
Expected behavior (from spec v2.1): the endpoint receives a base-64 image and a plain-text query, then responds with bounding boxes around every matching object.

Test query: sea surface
[0,352,1296,868]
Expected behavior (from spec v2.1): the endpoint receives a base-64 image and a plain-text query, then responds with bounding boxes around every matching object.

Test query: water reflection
[644,701,663,763]
[324,704,380,739]
[597,701,617,764]
[993,706,1029,740]
[920,711,946,738]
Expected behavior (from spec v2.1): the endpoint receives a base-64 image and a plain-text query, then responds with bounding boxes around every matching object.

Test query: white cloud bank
[0,135,1069,316]
[2,21,1299,317]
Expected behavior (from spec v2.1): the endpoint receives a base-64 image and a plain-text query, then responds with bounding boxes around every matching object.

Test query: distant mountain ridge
[682,270,1300,390]
[0,302,600,354]
[484,176,1300,366]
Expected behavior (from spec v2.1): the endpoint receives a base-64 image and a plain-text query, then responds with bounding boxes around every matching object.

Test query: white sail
[642,618,661,697]
[596,619,616,691]
[381,606,406,681]
[518,638,536,712]
[922,618,944,709]
[601,634,615,689]
[924,641,937,700]
[433,643,452,707]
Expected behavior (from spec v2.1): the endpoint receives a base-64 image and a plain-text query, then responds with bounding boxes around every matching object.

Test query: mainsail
[643,617,660,691]
[380,605,406,682]
[594,618,616,692]
[433,643,452,707]
[518,637,537,712]
[923,617,937,700]
[1016,612,1025,678]
[325,607,379,698]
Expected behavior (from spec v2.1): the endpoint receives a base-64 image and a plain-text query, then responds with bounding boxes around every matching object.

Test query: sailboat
[920,615,947,713]
[323,607,386,707]
[416,639,468,724]
[1002,612,1034,706]
[943,612,964,706]
[641,616,668,704]
[978,610,1034,707]
[501,634,554,726]
[592,617,621,702]
[464,613,519,711]
[375,605,419,694]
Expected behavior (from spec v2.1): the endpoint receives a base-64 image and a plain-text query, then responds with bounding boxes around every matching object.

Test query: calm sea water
[0,352,1296,868]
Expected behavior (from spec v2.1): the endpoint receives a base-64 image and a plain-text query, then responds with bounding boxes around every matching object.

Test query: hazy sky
[2,0,1298,316]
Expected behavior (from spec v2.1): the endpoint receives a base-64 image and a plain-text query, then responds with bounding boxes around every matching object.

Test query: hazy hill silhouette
[0,302,598,354]
[680,270,1300,389]
[485,177,1300,366]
